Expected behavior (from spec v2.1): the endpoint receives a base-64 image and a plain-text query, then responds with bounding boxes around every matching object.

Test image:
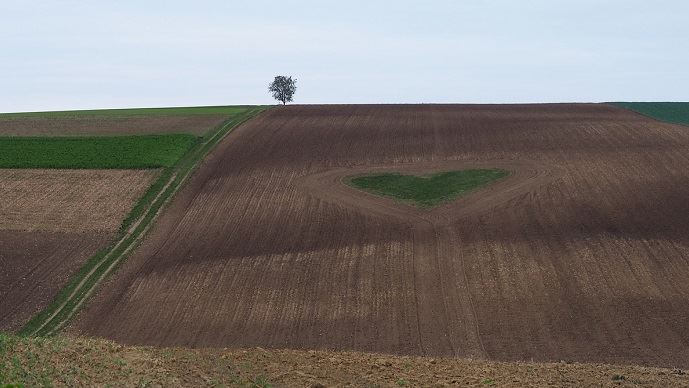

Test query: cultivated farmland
[0,106,248,136]
[0,169,157,330]
[0,106,257,333]
[70,104,689,368]
[0,135,197,169]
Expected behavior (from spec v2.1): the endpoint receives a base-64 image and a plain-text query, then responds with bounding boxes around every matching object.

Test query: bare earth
[0,169,158,233]
[0,169,158,330]
[4,335,689,387]
[72,104,689,368]
[0,115,227,136]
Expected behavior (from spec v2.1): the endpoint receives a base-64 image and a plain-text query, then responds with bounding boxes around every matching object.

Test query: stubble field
[0,106,246,136]
[70,104,689,368]
[0,115,227,136]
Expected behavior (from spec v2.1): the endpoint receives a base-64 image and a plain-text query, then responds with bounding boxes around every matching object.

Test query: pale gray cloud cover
[1,0,687,112]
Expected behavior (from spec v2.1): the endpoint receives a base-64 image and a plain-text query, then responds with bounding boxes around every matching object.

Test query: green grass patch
[348,169,509,207]
[0,134,198,169]
[613,102,689,126]
[0,105,252,120]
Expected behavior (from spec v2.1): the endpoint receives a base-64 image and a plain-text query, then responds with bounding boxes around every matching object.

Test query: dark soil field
[71,104,689,368]
[0,231,110,332]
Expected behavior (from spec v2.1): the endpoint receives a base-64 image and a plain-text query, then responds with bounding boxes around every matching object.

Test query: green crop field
[0,134,198,169]
[613,102,689,126]
[348,169,509,207]
[0,105,251,120]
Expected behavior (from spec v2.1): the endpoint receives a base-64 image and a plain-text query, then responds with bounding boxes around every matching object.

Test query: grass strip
[19,106,269,337]
[0,105,252,119]
[0,134,198,169]
[612,102,689,127]
[348,169,509,207]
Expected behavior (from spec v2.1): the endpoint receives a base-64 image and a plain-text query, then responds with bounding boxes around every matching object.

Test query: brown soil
[71,104,689,368]
[4,335,689,387]
[0,115,227,136]
[0,231,110,331]
[0,169,158,233]
[0,169,158,330]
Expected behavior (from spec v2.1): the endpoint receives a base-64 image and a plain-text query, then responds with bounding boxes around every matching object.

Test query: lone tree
[268,75,297,105]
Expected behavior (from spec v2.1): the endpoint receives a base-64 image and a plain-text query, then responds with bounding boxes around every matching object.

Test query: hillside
[5,103,689,386]
[69,104,689,368]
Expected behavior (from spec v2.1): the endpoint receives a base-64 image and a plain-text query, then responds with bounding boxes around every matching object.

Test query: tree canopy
[268,76,297,105]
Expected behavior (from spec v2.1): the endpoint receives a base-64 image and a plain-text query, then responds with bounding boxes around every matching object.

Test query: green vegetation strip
[0,134,197,169]
[348,169,509,207]
[0,105,252,119]
[19,106,269,337]
[613,102,689,127]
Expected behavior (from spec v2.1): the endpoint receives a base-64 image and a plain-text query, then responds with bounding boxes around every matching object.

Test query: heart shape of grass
[347,169,508,207]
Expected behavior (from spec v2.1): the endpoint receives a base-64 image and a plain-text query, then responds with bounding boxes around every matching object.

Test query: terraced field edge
[18,105,269,337]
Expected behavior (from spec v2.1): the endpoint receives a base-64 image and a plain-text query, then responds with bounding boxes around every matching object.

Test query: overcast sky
[2,0,687,112]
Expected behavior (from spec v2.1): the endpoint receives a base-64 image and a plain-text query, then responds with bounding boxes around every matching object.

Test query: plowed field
[72,104,689,368]
[0,169,157,330]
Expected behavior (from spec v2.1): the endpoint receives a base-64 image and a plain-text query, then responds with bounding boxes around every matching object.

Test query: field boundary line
[608,102,689,128]
[20,106,269,337]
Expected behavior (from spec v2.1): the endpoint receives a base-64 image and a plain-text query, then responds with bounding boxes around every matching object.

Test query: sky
[1,0,688,112]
